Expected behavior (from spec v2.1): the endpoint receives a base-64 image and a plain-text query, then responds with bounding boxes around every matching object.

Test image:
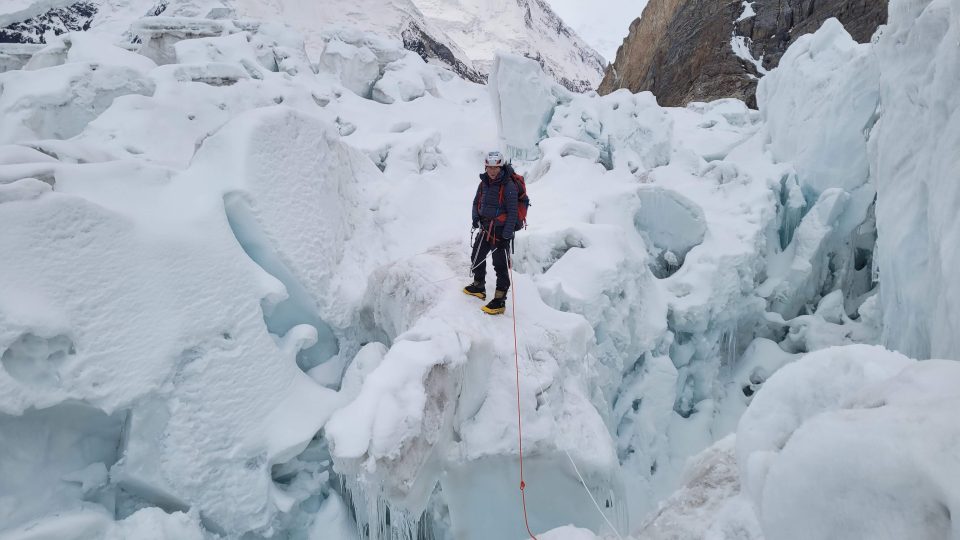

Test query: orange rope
[509,257,538,540]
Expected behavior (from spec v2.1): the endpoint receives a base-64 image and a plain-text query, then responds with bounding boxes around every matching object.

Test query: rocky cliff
[599,0,887,107]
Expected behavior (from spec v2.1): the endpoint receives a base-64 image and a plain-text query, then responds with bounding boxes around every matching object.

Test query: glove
[472,218,480,229]
[497,236,512,249]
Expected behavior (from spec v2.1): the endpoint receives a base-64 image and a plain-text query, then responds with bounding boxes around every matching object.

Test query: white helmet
[484,151,505,167]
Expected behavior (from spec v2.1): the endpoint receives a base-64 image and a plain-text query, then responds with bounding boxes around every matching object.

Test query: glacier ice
[548,89,672,174]
[0,1,958,538]
[488,52,567,160]
[758,18,879,199]
[0,403,124,528]
[633,186,706,277]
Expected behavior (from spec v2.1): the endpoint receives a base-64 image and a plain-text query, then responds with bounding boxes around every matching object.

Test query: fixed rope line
[526,350,627,540]
[441,230,622,538]
[508,255,539,540]
[507,248,626,540]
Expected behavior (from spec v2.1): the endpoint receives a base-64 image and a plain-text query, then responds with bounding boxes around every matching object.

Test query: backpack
[499,164,530,231]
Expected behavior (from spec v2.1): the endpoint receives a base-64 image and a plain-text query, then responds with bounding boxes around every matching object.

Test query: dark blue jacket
[473,169,519,239]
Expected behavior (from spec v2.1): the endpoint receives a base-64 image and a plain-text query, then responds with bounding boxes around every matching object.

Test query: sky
[544,0,649,62]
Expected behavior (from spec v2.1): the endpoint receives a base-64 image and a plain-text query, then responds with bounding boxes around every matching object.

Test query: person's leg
[481,245,510,315]
[491,243,510,293]
[472,233,492,285]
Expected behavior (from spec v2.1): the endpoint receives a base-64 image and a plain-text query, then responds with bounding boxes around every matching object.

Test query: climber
[463,150,519,315]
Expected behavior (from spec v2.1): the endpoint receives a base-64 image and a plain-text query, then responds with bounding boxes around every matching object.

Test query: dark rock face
[0,2,98,44]
[739,0,887,71]
[599,0,887,107]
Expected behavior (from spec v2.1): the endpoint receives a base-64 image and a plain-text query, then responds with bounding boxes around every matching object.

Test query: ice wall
[326,252,628,539]
[756,19,880,321]
[869,0,960,359]
[488,52,569,160]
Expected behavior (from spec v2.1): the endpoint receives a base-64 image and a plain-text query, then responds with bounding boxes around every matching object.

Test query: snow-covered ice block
[736,337,799,386]
[0,62,155,144]
[75,71,319,168]
[317,38,382,98]
[489,52,567,160]
[736,345,913,506]
[517,221,668,389]
[363,128,446,174]
[674,99,760,162]
[174,32,268,79]
[151,61,250,85]
[746,350,960,540]
[687,99,760,128]
[247,21,315,76]
[319,27,406,66]
[538,137,602,165]
[183,106,383,329]
[759,18,879,198]
[65,32,158,73]
[538,525,599,539]
[327,255,460,508]
[548,89,672,173]
[132,16,227,65]
[22,38,69,71]
[0,145,58,165]
[371,53,436,104]
[0,44,42,73]
[774,293,881,355]
[0,107,369,536]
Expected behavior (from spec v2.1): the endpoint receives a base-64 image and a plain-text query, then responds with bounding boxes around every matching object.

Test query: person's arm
[501,180,519,238]
[472,183,482,226]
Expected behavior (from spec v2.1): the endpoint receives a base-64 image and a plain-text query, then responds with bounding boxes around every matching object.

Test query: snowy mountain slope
[1,0,605,91]
[0,0,485,81]
[414,0,606,91]
[0,0,958,538]
[229,0,485,82]
[0,1,97,43]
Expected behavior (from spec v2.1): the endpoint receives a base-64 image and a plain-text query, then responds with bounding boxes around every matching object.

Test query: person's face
[485,165,501,177]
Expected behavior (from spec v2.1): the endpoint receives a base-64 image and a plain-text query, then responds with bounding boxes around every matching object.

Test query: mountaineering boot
[481,289,507,315]
[463,281,486,300]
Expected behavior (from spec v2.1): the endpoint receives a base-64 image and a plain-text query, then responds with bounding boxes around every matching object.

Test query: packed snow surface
[0,0,958,538]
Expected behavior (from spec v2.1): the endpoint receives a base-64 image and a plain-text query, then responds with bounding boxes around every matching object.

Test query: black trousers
[471,228,510,292]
